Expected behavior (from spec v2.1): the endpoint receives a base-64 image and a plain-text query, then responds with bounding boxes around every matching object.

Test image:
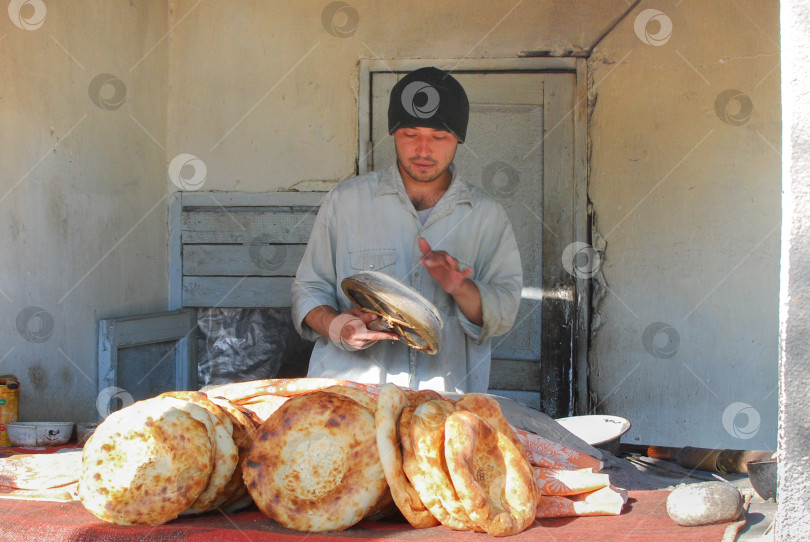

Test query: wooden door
[367,65,582,416]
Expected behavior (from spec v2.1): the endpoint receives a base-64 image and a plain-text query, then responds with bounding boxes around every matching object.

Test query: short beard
[398,158,448,184]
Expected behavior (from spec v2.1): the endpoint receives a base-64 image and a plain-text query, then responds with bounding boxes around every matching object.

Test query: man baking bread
[291,67,522,394]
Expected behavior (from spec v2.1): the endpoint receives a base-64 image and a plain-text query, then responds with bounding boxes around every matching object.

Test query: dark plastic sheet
[196,308,313,386]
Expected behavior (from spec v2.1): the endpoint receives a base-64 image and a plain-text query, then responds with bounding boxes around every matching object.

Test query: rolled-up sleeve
[290,193,339,341]
[458,204,522,343]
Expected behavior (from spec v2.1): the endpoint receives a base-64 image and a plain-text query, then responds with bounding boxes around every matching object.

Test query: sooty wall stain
[27,364,48,392]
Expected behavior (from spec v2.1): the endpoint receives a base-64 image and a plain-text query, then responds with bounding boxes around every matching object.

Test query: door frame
[358,57,590,417]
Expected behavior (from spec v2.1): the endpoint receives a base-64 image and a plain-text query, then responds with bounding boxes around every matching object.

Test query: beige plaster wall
[589,0,781,449]
[166,0,629,192]
[0,1,169,422]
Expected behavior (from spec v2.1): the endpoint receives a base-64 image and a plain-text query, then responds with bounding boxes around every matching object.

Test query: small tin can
[0,375,20,447]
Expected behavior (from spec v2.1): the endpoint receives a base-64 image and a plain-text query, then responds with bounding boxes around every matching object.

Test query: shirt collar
[376,164,475,209]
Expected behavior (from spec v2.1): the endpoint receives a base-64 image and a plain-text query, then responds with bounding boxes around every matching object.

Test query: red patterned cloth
[0,491,743,542]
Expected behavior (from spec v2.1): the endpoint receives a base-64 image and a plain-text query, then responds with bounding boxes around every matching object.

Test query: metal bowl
[76,422,99,446]
[6,422,75,447]
[747,459,777,501]
[554,414,632,454]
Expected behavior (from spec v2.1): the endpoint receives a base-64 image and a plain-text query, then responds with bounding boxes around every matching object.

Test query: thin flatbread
[237,394,290,423]
[243,392,388,532]
[444,410,539,536]
[404,388,444,406]
[78,399,213,525]
[322,385,377,412]
[375,383,438,528]
[159,393,238,514]
[455,393,523,451]
[406,400,479,531]
[208,395,258,510]
[341,271,444,354]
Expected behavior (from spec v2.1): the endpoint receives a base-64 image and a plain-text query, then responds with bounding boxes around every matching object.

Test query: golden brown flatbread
[406,400,479,531]
[78,398,213,525]
[404,388,444,406]
[444,410,539,536]
[243,391,388,532]
[455,393,523,450]
[375,383,438,528]
[322,385,377,412]
[208,395,259,511]
[158,393,239,515]
[237,394,290,423]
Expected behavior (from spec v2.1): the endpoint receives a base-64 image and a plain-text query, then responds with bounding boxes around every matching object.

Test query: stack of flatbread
[78,391,258,525]
[78,378,624,533]
[238,381,540,536]
[375,384,540,537]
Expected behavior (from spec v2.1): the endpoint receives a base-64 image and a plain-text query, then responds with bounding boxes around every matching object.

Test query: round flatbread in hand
[444,410,539,537]
[78,398,213,525]
[375,384,438,528]
[407,400,479,531]
[243,391,388,532]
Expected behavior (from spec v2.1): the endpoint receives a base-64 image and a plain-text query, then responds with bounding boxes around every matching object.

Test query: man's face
[393,126,459,184]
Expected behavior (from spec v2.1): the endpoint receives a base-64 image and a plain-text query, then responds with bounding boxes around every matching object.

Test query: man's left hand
[417,237,473,294]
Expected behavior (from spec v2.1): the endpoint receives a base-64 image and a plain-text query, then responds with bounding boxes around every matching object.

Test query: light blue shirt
[291,165,522,393]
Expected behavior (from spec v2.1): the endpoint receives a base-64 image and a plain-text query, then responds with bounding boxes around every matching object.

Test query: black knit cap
[388,67,470,143]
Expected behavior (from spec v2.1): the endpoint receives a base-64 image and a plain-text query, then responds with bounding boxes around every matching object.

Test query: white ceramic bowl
[6,422,75,447]
[555,415,631,453]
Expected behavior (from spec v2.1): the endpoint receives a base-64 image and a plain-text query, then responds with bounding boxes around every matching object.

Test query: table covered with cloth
[0,490,746,542]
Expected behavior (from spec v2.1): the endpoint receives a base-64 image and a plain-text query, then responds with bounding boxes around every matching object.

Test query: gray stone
[666,481,743,527]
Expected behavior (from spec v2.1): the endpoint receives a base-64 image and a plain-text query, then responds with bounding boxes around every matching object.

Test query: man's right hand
[304,305,399,350]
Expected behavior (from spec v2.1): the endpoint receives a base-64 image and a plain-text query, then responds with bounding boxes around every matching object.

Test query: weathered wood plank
[181,191,326,208]
[181,208,317,244]
[365,57,577,74]
[183,244,307,277]
[105,309,198,348]
[168,193,183,310]
[489,358,542,391]
[183,276,294,308]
